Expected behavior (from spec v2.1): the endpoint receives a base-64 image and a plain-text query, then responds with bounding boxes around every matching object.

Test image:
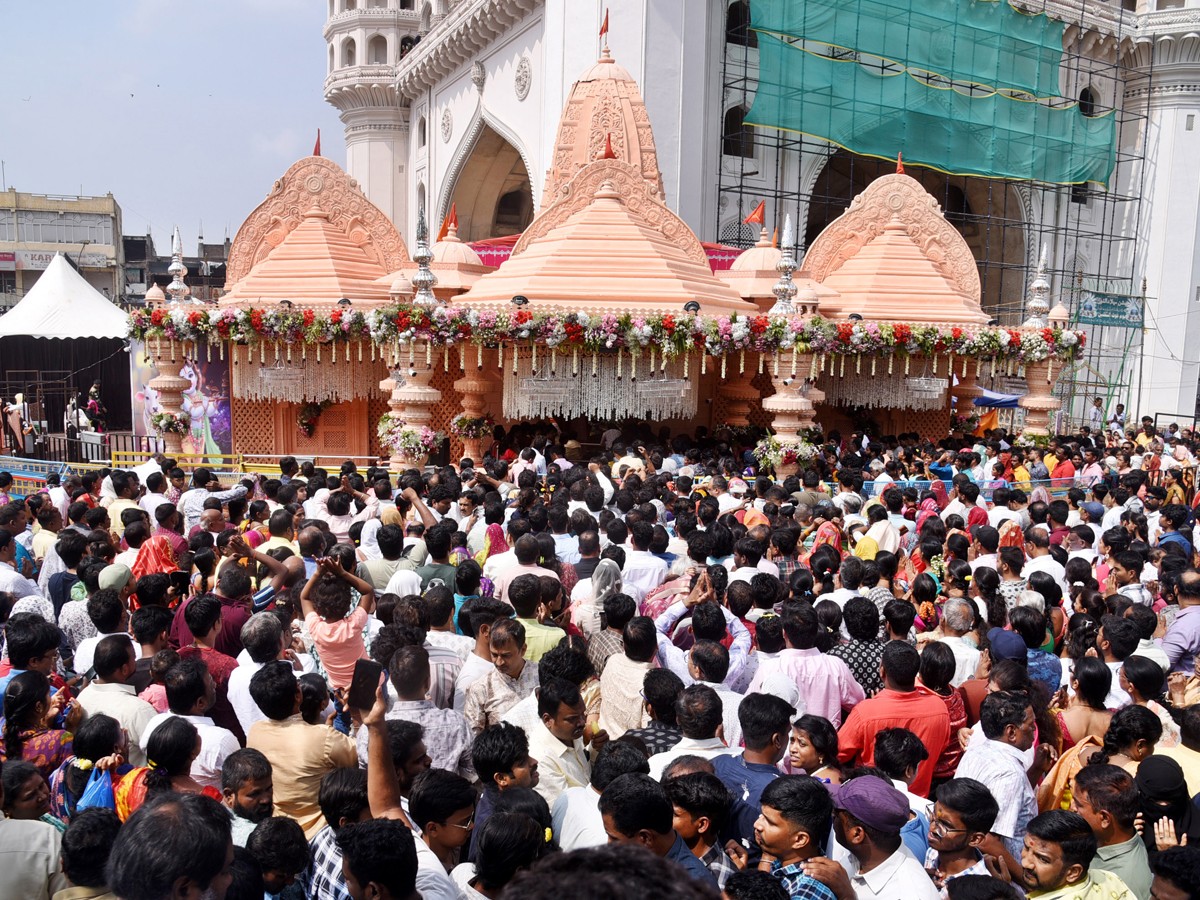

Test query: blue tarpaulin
[973,388,1021,408]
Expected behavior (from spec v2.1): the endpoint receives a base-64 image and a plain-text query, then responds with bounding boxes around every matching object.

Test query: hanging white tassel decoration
[617,349,623,379]
[720,355,727,379]
[739,350,745,375]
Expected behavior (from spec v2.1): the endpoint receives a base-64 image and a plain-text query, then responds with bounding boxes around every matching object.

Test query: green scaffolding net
[746,0,1117,185]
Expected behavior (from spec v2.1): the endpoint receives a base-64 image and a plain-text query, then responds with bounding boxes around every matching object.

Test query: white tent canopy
[0,253,128,339]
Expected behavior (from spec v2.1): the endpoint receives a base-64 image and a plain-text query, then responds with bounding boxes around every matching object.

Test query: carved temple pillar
[453,347,498,463]
[761,351,822,441]
[148,337,192,455]
[717,358,760,428]
[379,342,442,472]
[1019,359,1062,438]
[949,371,984,436]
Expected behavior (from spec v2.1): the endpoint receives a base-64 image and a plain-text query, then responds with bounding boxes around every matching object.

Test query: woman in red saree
[114,717,219,822]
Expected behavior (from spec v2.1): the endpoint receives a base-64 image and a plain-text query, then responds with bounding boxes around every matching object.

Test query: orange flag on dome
[896,152,904,174]
[771,228,778,247]
[314,129,321,157]
[600,9,609,37]
[437,203,457,242]
[743,200,765,225]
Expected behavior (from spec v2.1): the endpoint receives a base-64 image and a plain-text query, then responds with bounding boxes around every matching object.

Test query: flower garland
[949,410,981,434]
[449,413,496,440]
[378,414,445,458]
[753,434,822,472]
[149,412,189,436]
[127,305,1085,364]
[298,400,332,438]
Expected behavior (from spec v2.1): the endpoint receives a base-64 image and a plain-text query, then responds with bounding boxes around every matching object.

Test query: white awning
[0,253,128,340]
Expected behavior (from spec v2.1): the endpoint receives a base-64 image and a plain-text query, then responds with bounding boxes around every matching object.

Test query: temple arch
[441,117,535,242]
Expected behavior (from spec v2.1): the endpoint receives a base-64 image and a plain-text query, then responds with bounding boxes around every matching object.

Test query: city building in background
[123,232,229,305]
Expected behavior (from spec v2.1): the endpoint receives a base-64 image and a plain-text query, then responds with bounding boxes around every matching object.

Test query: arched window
[329,45,335,73]
[417,116,427,149]
[343,0,357,10]
[723,106,755,158]
[400,35,418,58]
[368,35,388,64]
[1079,87,1098,118]
[342,38,357,67]
[726,2,757,48]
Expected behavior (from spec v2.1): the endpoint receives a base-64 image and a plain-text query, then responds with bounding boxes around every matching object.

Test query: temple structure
[134,46,1084,466]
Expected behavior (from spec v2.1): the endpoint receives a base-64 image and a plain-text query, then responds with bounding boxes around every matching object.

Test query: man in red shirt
[836,641,950,797]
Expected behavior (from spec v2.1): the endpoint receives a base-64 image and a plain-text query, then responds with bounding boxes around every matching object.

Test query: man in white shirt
[969,525,1000,574]
[76,636,158,766]
[1021,528,1069,597]
[529,678,592,807]
[228,612,301,736]
[72,585,141,677]
[551,741,649,851]
[139,658,240,789]
[0,530,41,600]
[939,599,982,688]
[621,521,668,596]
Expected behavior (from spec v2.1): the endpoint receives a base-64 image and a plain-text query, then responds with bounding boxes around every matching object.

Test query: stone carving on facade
[514,55,532,100]
[225,156,410,284]
[472,60,487,92]
[441,107,453,143]
[511,158,708,267]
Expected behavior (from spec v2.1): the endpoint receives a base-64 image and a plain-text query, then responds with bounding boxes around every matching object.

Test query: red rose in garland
[951,327,963,341]
[397,312,411,330]
[1041,328,1055,344]
[837,323,854,343]
[249,310,264,332]
[187,310,203,326]
[514,310,532,326]
[1008,329,1022,346]
[750,315,769,336]
[1077,333,1086,348]
[303,309,315,328]
[150,309,165,327]
[893,323,911,344]
[661,315,676,334]
[565,322,584,343]
[330,309,343,324]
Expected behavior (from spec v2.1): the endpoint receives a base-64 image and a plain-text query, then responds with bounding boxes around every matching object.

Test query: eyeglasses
[444,814,475,830]
[929,820,968,837]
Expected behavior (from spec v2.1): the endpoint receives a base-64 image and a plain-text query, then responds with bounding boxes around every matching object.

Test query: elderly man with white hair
[938,598,982,687]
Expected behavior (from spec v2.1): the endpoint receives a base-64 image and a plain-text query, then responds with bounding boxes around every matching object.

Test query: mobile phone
[348,658,384,711]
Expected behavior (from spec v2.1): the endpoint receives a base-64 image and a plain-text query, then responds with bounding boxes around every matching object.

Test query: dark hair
[246,816,310,877]
[1071,657,1112,709]
[622,616,657,663]
[1009,605,1047,650]
[1099,614,1140,661]
[689,639,730,684]
[144,716,200,798]
[107,793,233,900]
[591,740,651,791]
[474,811,553,891]
[759,775,834,840]
[979,690,1032,740]
[410,768,476,830]
[935,778,999,834]
[873,727,929,782]
[1120,654,1166,702]
[919,640,956,693]
[599,773,673,836]
[738,692,795,752]
[164,657,210,713]
[723,870,790,900]
[537,642,593,688]
[1072,764,1139,830]
[87,589,124,633]
[537,677,582,721]
[1151,846,1200,896]
[1025,810,1098,871]
[502,843,723,900]
[221,748,272,793]
[643,668,684,726]
[249,660,298,721]
[603,592,637,632]
[131,604,174,646]
[945,875,1022,900]
[472,723,530,786]
[664,772,731,834]
[335,818,418,899]
[791,714,839,767]
[4,615,61,669]
[93,634,135,680]
[3,671,50,761]
[883,599,917,639]
[842,597,880,642]
[61,807,121,887]
[676,684,722,739]
[1090,705,1162,766]
[318,767,369,831]
[881,640,920,689]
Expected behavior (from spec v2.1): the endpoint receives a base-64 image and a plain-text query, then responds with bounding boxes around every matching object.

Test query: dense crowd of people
[1,417,1199,900]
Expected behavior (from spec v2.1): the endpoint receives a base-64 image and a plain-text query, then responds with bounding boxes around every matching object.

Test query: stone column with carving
[453,346,497,463]
[1019,358,1061,438]
[379,342,442,472]
[762,351,822,441]
[148,337,192,455]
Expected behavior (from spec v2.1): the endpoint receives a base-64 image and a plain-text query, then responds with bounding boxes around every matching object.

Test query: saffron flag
[437,203,458,242]
[600,9,609,37]
[897,152,904,174]
[313,129,321,157]
[743,201,765,225]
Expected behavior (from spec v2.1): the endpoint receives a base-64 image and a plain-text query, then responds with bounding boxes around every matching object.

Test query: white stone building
[324,0,1200,423]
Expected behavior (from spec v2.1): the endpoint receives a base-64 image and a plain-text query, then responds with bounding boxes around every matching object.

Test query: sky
[0,0,344,254]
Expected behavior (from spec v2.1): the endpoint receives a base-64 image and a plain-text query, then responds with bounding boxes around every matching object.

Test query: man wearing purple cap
[809,775,941,900]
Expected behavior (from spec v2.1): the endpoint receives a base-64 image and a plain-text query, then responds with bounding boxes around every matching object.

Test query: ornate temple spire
[411,206,439,308]
[769,215,798,316]
[165,225,191,305]
[1023,243,1051,328]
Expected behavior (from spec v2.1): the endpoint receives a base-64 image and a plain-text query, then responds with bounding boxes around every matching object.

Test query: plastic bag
[76,767,115,812]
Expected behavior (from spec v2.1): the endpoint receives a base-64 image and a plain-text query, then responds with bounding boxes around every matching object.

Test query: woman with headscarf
[966,505,990,531]
[130,534,179,581]
[474,523,509,566]
[569,558,622,637]
[806,502,844,560]
[1135,755,1200,855]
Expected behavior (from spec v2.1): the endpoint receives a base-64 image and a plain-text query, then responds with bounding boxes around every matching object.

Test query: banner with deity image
[129,340,233,458]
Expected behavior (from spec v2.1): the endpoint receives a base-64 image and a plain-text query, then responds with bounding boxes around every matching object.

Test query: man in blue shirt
[599,773,719,889]
[713,692,792,860]
[0,615,63,716]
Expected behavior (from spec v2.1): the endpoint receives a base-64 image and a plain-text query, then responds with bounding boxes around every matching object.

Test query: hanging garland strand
[127,304,1085,364]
